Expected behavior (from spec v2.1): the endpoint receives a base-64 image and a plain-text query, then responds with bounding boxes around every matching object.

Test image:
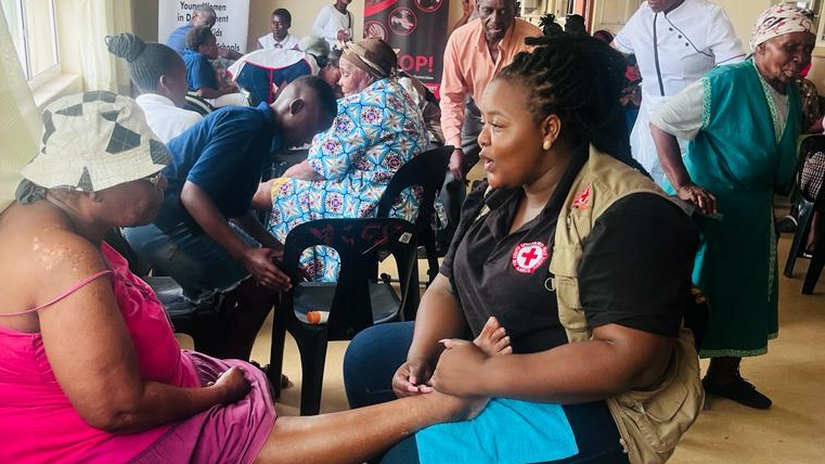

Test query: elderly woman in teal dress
[253,39,429,282]
[650,4,815,410]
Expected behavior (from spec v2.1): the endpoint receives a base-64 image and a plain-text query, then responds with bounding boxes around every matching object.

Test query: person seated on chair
[165,4,215,56]
[228,36,341,106]
[252,38,430,282]
[398,72,444,145]
[124,77,336,362]
[107,32,202,143]
[343,35,704,464]
[0,91,488,464]
[258,8,301,51]
[183,26,244,106]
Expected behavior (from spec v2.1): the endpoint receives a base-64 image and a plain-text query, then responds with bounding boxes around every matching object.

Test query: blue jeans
[343,323,630,464]
[124,221,253,302]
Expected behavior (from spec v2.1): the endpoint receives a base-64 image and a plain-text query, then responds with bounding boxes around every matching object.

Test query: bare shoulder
[0,203,107,298]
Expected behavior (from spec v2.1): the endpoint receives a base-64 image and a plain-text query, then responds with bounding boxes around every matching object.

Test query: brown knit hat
[342,39,398,79]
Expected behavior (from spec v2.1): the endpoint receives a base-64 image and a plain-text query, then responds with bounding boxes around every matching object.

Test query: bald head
[273,76,338,147]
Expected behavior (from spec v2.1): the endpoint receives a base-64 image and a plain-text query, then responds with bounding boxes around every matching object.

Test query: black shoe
[703,376,772,409]
[775,215,797,234]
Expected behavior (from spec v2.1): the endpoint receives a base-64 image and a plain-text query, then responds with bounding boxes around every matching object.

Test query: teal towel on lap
[415,399,578,464]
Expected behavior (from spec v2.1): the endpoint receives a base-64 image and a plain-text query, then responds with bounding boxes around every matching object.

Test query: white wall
[714,0,772,52]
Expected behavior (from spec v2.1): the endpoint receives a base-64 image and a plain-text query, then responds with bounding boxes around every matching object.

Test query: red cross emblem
[511,242,549,274]
[572,184,592,210]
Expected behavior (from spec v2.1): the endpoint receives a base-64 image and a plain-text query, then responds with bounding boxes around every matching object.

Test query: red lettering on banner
[398,54,434,73]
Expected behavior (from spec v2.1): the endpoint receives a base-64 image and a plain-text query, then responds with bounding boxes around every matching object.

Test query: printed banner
[363,0,450,98]
[158,1,251,54]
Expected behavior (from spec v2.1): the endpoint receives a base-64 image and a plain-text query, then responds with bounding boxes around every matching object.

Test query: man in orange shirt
[439,0,540,248]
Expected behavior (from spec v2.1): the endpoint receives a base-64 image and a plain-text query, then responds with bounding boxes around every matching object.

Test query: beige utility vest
[549,147,704,464]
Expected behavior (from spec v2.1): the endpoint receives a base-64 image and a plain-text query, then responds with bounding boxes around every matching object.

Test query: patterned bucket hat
[21,91,171,192]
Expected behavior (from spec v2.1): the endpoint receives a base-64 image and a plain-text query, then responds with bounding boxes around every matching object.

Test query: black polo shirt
[441,153,699,354]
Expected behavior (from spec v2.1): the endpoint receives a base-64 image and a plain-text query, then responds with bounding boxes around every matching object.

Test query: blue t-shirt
[154,103,283,233]
[183,51,219,91]
[166,24,193,56]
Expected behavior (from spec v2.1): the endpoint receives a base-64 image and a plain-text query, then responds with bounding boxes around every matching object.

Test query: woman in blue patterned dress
[253,39,429,281]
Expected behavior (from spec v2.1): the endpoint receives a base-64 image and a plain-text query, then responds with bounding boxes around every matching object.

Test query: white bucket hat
[21,91,171,192]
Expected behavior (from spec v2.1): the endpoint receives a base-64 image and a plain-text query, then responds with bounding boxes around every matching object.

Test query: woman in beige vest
[344,34,701,464]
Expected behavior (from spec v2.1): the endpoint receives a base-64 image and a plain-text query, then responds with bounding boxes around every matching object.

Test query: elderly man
[613,0,745,186]
[438,0,540,250]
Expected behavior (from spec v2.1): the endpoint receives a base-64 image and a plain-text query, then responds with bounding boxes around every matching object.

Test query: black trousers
[438,97,484,248]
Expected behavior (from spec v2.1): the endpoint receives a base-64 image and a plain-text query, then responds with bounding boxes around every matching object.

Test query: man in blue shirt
[166,5,216,56]
[125,76,338,362]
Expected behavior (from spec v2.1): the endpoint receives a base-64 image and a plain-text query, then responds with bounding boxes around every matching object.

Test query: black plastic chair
[377,145,452,298]
[103,229,228,352]
[784,136,825,294]
[268,218,419,415]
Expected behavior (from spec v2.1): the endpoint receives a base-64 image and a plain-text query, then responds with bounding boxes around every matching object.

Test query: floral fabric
[267,78,429,281]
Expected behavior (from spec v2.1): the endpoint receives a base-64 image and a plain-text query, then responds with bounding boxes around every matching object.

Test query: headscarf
[17,91,170,203]
[342,39,398,79]
[750,3,813,51]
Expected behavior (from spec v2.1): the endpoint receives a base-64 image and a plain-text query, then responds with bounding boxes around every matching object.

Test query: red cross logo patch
[511,242,549,274]
[572,184,592,210]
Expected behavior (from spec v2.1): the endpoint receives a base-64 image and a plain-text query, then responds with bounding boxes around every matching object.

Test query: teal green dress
[671,59,800,358]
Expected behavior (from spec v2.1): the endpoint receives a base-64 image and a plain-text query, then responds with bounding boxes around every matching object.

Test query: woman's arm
[37,232,250,434]
[283,160,324,181]
[650,124,717,215]
[649,79,717,215]
[392,274,468,397]
[432,325,674,404]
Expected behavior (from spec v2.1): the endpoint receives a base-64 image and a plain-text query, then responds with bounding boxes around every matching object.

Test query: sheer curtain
[76,0,133,93]
[0,4,40,213]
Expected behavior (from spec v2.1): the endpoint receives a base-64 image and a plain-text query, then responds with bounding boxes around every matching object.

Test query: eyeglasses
[141,172,164,187]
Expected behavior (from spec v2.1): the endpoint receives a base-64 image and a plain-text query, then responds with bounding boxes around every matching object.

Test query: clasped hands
[392,317,512,398]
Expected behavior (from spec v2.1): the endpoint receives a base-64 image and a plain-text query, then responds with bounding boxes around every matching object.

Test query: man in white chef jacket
[614,0,745,186]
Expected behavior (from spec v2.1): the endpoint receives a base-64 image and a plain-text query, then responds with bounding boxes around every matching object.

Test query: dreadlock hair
[106,33,183,94]
[538,14,564,37]
[497,34,636,167]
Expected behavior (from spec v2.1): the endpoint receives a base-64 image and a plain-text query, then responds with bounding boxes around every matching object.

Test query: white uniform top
[226,49,320,81]
[312,5,353,49]
[613,0,745,186]
[135,94,202,144]
[257,33,301,51]
[614,0,745,98]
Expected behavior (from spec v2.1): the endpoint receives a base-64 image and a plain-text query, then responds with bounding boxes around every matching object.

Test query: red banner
[363,0,450,98]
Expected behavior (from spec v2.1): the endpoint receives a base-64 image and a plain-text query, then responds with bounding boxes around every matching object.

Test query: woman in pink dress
[0,91,485,464]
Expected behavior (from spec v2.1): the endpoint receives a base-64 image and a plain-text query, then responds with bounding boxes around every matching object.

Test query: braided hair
[497,34,635,167]
[106,33,183,94]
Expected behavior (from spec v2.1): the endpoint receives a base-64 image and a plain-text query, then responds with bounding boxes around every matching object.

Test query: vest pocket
[607,331,704,464]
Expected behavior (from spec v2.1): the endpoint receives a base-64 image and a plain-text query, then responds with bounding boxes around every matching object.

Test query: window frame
[3,0,61,89]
